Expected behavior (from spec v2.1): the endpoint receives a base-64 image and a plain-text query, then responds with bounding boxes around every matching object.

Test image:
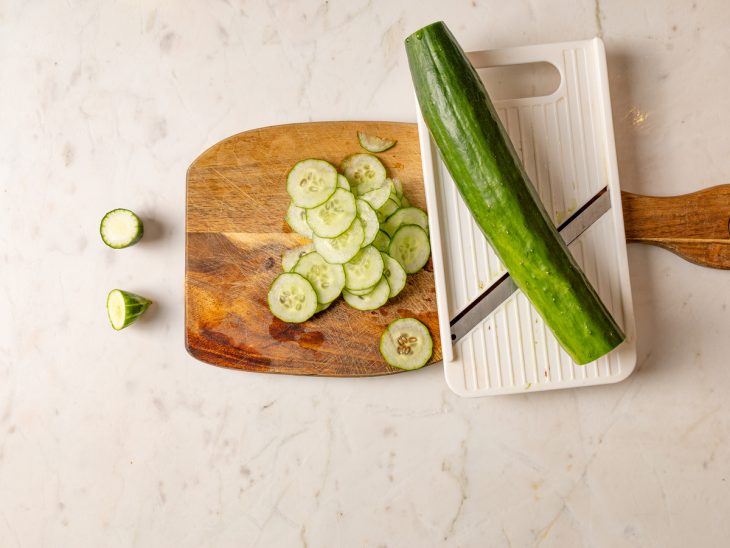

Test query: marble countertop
[3,1,730,546]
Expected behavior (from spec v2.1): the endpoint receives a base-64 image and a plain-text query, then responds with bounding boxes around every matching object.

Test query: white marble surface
[2,1,730,546]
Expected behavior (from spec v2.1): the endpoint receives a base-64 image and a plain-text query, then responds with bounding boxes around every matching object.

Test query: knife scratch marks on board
[212,167,266,210]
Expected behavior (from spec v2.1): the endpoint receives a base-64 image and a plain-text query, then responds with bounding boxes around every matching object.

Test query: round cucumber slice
[341,153,387,195]
[282,243,314,272]
[343,277,390,311]
[100,209,143,249]
[382,206,429,237]
[337,174,350,190]
[267,272,317,323]
[372,230,391,253]
[313,218,364,264]
[343,245,384,291]
[306,188,357,238]
[359,179,393,210]
[106,289,151,330]
[293,251,345,304]
[388,224,431,274]
[286,202,314,239]
[357,131,397,153]
[381,252,407,298]
[376,197,399,222]
[286,159,338,208]
[380,318,433,370]
[356,199,379,248]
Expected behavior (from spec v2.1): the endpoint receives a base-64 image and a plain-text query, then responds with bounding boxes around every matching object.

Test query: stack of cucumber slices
[268,147,433,370]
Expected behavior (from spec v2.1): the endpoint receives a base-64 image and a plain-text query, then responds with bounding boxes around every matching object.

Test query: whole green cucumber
[405,21,624,364]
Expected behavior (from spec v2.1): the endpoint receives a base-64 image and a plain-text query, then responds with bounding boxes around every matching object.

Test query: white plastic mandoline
[416,38,637,396]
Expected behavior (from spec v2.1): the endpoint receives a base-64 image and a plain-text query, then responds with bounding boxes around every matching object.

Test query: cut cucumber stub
[286,159,338,208]
[376,197,399,222]
[372,230,391,253]
[100,209,143,249]
[359,178,393,210]
[380,318,433,370]
[382,206,429,237]
[313,218,364,264]
[343,245,384,291]
[106,289,151,330]
[388,224,431,274]
[286,202,314,239]
[282,243,314,272]
[341,153,387,195]
[337,174,350,190]
[343,277,391,310]
[293,251,345,304]
[356,199,379,248]
[306,188,357,238]
[267,272,318,323]
[381,252,407,298]
[357,131,397,153]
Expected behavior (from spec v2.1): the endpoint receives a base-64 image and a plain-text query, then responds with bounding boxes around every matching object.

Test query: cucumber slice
[313,218,364,264]
[337,174,350,190]
[341,153,387,195]
[343,245,384,291]
[388,224,431,274]
[282,244,314,272]
[293,251,345,304]
[306,188,357,238]
[357,131,397,153]
[380,318,433,370]
[100,209,143,249]
[372,230,391,253]
[359,179,393,210]
[391,177,404,197]
[286,159,338,208]
[286,202,314,239]
[381,252,407,298]
[356,199,379,248]
[382,207,429,237]
[400,195,411,208]
[345,280,380,296]
[343,277,391,310]
[376,197,399,222]
[267,272,318,323]
[315,301,332,314]
[106,289,151,330]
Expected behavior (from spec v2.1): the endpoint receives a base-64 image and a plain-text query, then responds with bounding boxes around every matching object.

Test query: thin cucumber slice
[359,179,393,210]
[306,188,357,238]
[315,301,332,314]
[337,174,350,190]
[382,207,429,237]
[388,224,431,274]
[100,209,143,249]
[267,272,317,323]
[356,199,379,248]
[293,251,345,304]
[286,202,314,239]
[376,197,399,222]
[357,131,397,153]
[343,245,384,291]
[380,318,433,370]
[372,230,391,253]
[345,279,380,296]
[282,243,314,272]
[391,177,404,197]
[286,159,338,208]
[341,153,387,195]
[313,218,364,264]
[381,252,407,298]
[343,277,391,311]
[106,289,151,330]
[400,195,411,208]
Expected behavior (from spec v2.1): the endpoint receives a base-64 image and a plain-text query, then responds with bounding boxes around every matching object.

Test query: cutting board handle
[621,185,730,269]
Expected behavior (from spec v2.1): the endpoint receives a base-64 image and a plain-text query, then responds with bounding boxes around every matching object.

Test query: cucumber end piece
[107,289,151,330]
[100,209,144,249]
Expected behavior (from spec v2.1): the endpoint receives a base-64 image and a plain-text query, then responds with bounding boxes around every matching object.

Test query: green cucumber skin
[406,22,624,364]
[107,289,151,330]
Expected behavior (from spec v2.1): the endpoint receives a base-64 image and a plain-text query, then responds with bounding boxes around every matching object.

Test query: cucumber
[343,277,390,311]
[267,272,318,323]
[357,131,396,153]
[341,153,386,195]
[286,202,314,239]
[380,318,432,370]
[381,207,429,237]
[356,199,379,248]
[376,197,399,222]
[282,243,314,272]
[372,230,391,253]
[287,159,337,208]
[359,179,393,210]
[315,302,332,314]
[306,188,357,238]
[313,218,364,264]
[343,245,384,291]
[406,21,624,364]
[337,174,350,190]
[391,177,404,197]
[100,209,143,249]
[388,224,430,274]
[400,195,411,208]
[345,280,380,296]
[106,289,151,330]
[381,252,407,298]
[293,251,345,304]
